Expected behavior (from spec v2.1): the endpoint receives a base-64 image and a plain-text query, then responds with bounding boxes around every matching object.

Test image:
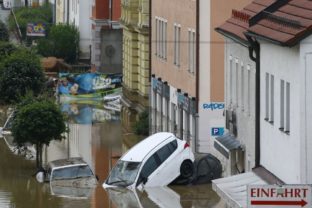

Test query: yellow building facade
[121,0,150,131]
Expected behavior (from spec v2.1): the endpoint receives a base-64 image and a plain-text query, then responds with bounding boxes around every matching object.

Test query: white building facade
[56,0,92,61]
[259,35,312,184]
[214,37,256,177]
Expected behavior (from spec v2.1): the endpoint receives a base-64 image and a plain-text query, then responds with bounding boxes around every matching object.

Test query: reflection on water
[0,103,225,208]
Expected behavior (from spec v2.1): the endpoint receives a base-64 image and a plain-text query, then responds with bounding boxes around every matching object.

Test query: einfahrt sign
[247,185,312,208]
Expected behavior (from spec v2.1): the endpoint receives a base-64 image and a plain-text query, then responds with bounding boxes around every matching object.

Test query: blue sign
[203,103,225,111]
[211,127,224,136]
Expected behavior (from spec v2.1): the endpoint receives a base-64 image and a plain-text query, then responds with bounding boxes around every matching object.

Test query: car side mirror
[142,176,148,185]
[95,175,99,181]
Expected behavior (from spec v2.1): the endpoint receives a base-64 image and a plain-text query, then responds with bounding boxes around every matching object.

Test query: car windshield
[106,160,141,187]
[51,165,94,180]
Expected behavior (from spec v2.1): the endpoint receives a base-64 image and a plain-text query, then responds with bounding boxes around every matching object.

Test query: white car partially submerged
[37,157,98,189]
[103,132,195,189]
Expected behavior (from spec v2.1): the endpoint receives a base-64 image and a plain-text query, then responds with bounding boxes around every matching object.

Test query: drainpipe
[148,0,152,82]
[109,0,112,27]
[247,36,260,167]
[66,0,69,24]
[195,0,200,114]
[195,0,200,153]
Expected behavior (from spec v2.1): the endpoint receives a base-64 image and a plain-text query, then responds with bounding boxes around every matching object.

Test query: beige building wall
[151,0,196,97]
[210,0,252,102]
[55,0,64,24]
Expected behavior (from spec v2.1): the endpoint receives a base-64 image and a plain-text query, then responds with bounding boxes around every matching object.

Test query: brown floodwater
[0,103,225,208]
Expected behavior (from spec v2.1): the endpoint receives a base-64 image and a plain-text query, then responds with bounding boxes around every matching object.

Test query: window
[247,65,251,114]
[140,154,158,178]
[280,81,290,133]
[265,73,269,120]
[156,140,177,163]
[229,57,233,104]
[241,64,244,110]
[174,24,181,66]
[155,18,158,55]
[155,17,167,60]
[270,75,274,123]
[188,29,196,74]
[285,82,290,133]
[280,80,285,130]
[265,73,274,123]
[164,21,167,59]
[235,59,239,106]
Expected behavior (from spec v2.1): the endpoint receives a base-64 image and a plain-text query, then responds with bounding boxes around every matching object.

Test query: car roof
[121,132,175,162]
[48,157,87,169]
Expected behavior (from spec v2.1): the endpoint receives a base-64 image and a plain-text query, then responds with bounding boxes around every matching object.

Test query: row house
[55,0,122,67]
[91,0,122,73]
[150,0,251,153]
[120,0,150,131]
[213,0,312,207]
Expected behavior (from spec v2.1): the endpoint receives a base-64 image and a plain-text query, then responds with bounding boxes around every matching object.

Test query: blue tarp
[58,73,122,95]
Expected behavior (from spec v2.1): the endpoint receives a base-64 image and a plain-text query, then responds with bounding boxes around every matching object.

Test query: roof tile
[216,0,312,46]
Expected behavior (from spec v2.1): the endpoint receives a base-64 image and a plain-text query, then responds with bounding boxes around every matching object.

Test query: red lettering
[294,189,301,198]
[285,188,294,197]
[261,188,270,197]
[270,188,276,197]
[251,188,257,197]
[302,188,309,198]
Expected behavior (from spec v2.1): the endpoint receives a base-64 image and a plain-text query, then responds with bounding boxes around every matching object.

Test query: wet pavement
[0,102,225,208]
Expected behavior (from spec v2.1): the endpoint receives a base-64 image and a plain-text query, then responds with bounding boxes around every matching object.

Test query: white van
[103,132,195,189]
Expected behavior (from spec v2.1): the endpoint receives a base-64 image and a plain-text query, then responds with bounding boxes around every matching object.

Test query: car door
[137,140,179,187]
[136,153,159,187]
[147,140,181,186]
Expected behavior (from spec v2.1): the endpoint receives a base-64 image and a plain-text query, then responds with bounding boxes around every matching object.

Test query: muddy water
[0,103,225,208]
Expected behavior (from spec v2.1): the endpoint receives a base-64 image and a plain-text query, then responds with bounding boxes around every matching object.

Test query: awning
[212,172,267,208]
[214,134,242,158]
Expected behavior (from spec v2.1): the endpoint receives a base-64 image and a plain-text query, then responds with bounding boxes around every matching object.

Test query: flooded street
[0,102,225,208]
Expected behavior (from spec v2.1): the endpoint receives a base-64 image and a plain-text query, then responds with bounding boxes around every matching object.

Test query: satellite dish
[105,45,115,58]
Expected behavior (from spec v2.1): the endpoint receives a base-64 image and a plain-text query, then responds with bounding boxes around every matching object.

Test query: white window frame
[241,62,244,111]
[285,82,290,133]
[265,72,269,120]
[235,59,239,107]
[280,80,285,130]
[229,56,233,105]
[247,65,251,115]
[270,74,274,123]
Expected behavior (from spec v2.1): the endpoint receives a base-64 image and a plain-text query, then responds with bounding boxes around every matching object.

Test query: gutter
[246,35,260,167]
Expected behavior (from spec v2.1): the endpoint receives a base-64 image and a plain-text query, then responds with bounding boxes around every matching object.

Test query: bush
[37,24,80,63]
[0,41,17,63]
[0,48,45,104]
[133,111,149,136]
[0,20,9,41]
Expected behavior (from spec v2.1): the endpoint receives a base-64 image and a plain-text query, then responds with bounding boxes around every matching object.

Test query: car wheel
[180,160,194,178]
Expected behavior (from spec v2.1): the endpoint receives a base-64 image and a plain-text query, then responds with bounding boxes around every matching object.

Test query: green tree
[0,20,9,41]
[11,97,66,169]
[37,24,80,63]
[0,48,45,104]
